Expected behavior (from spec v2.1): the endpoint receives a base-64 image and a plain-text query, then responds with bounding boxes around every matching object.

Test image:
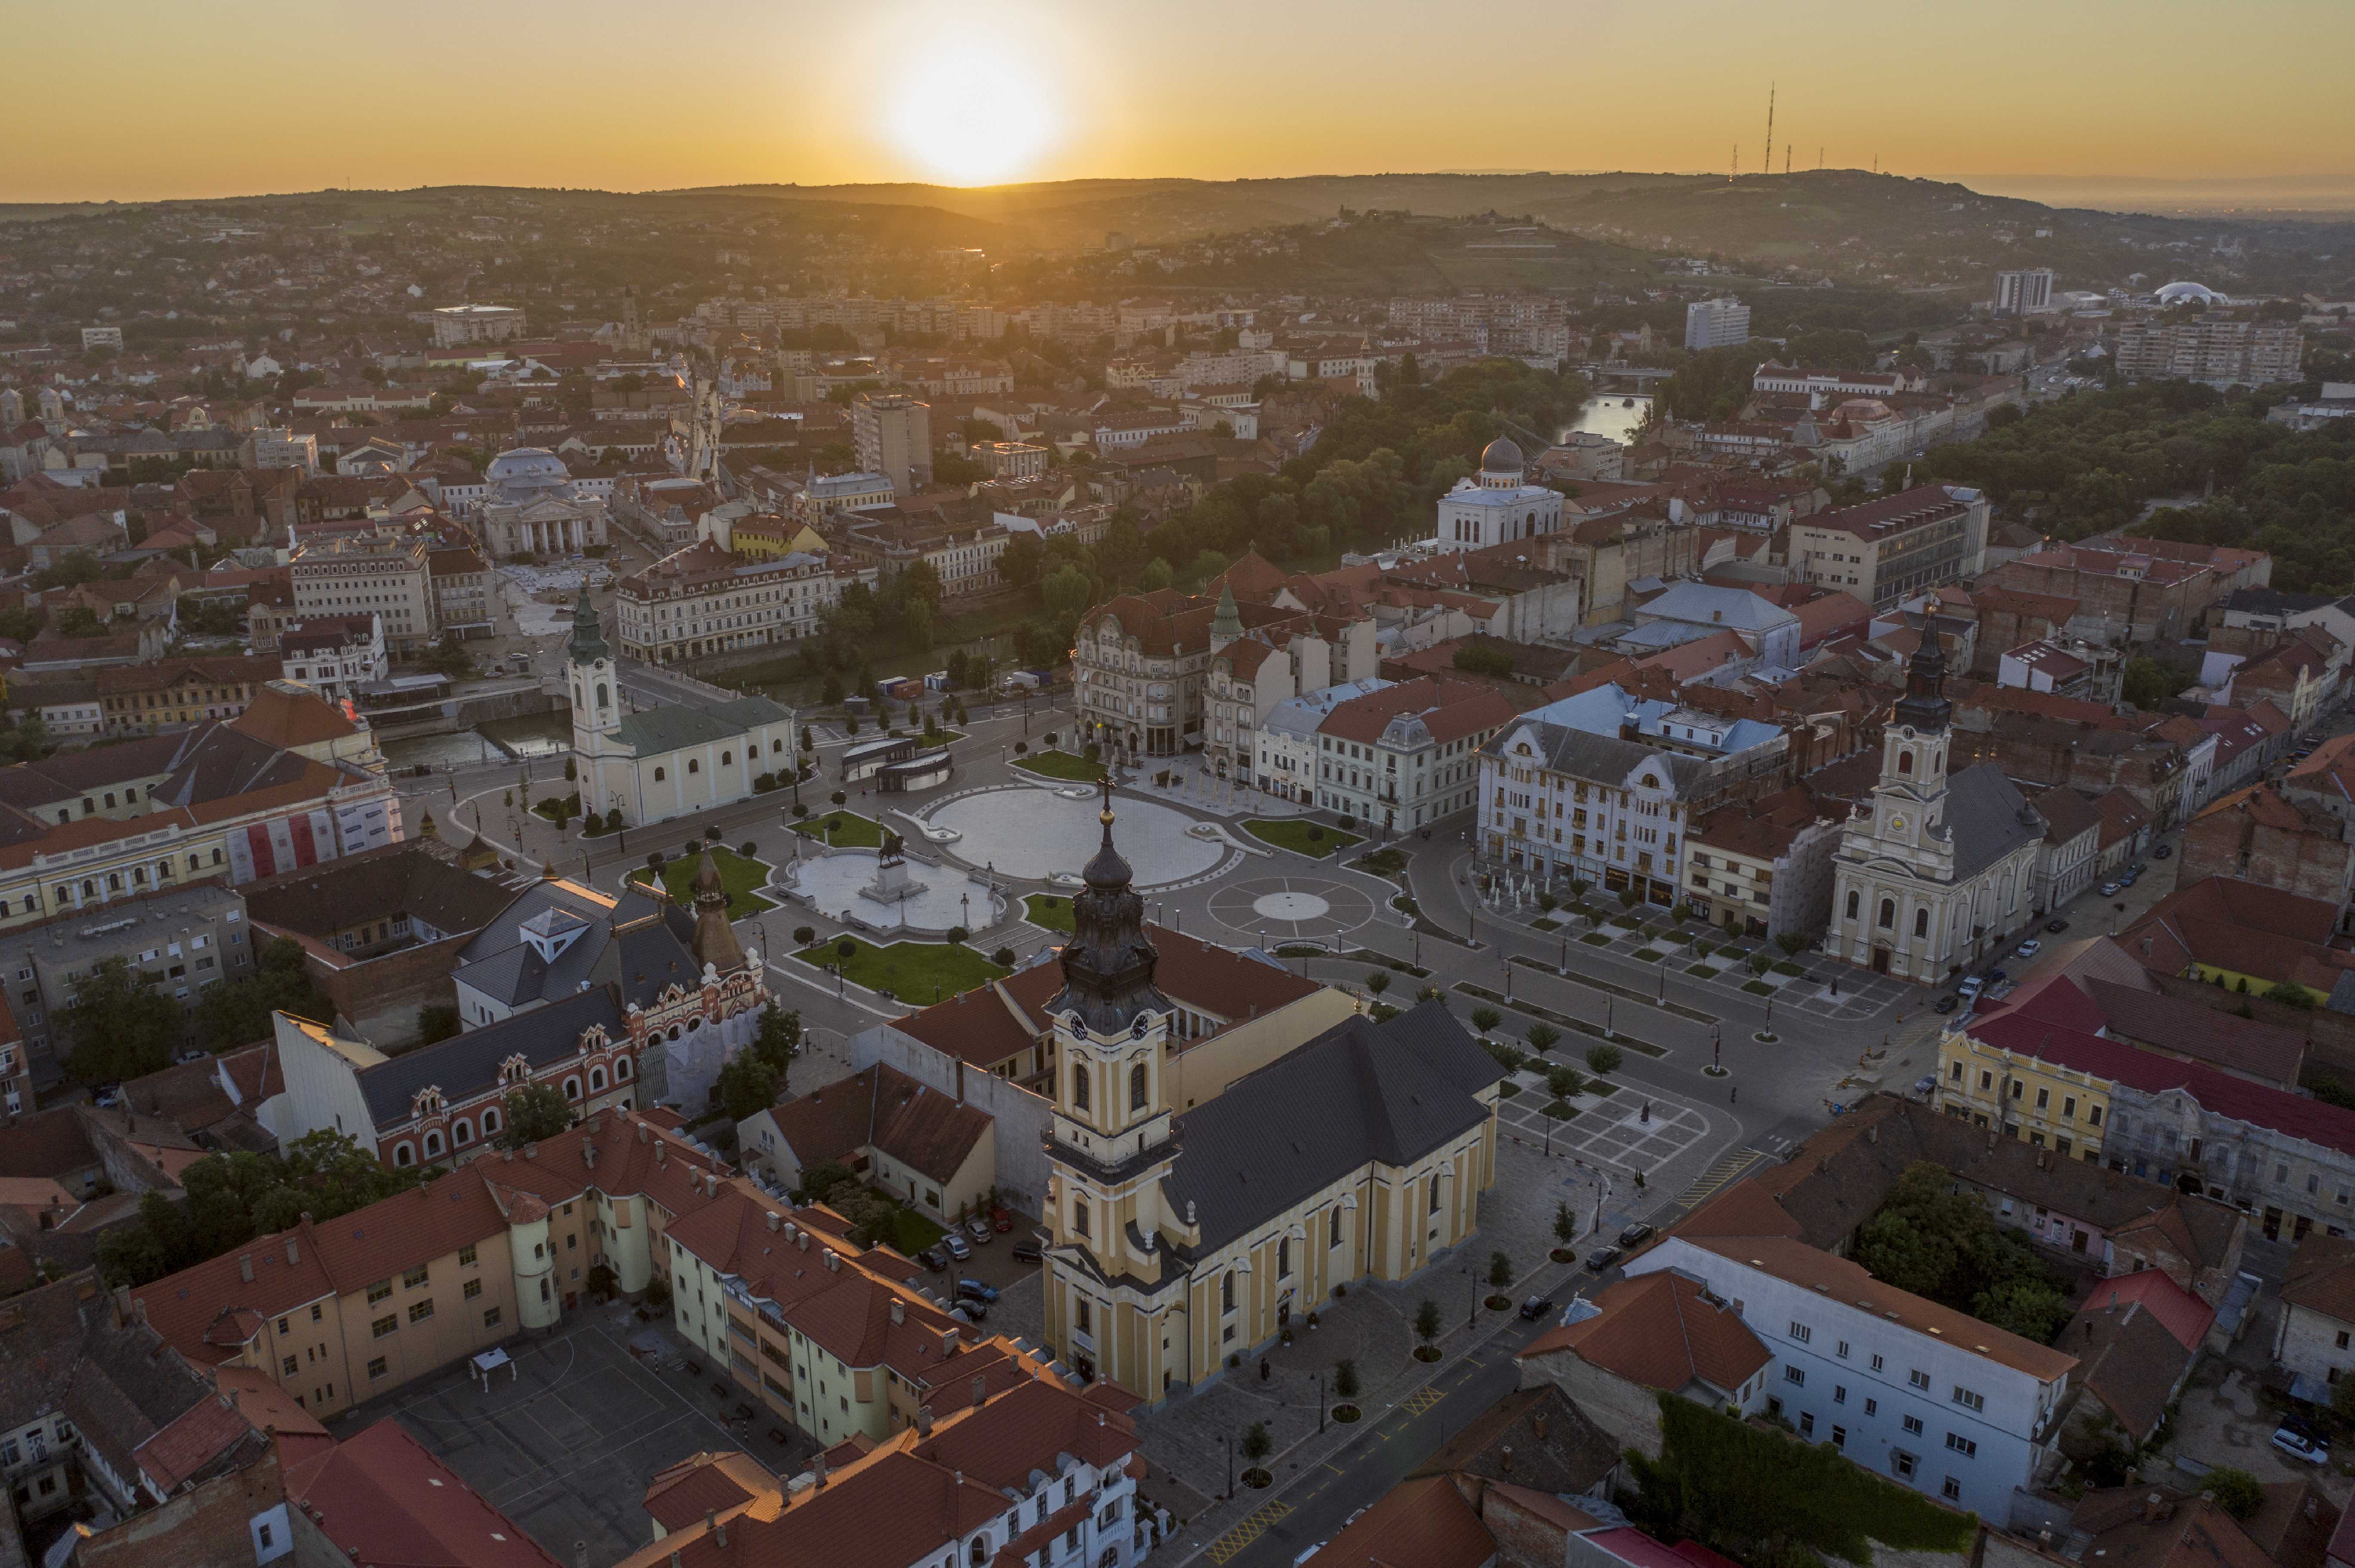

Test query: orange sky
[7,0,2346,204]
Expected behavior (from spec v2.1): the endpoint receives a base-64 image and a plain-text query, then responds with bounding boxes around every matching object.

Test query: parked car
[1010,1242,1043,1264]
[942,1233,973,1261]
[2045,918,2070,932]
[916,1248,946,1273]
[2014,939,2041,960]
[966,1216,995,1244]
[1914,1074,1939,1097]
[1933,994,1959,1014]
[955,1279,999,1304]
[2272,1424,2330,1465]
[2153,844,2172,859]
[952,1300,987,1323]
[1955,976,1985,1001]
[2119,872,2139,888]
[1583,1245,1624,1273]
[2099,881,2122,896]
[1517,1293,1556,1321]
[991,1207,1014,1234]
[1617,1223,1656,1248]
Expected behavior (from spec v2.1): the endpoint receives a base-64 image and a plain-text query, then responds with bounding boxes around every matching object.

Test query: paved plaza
[1205,873,1382,948]
[1491,1072,1716,1184]
[926,784,1231,887]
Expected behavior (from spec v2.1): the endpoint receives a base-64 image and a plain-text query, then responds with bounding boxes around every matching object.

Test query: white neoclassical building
[1433,436,1564,552]
[478,447,609,561]
[1830,628,2045,983]
[567,589,797,828]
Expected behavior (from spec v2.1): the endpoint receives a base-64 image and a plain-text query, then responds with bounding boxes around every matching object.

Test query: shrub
[1488,1250,1513,1287]
[946,926,969,945]
[794,926,816,946]
[1334,1357,1360,1399]
[992,946,1016,967]
[1242,1421,1271,1463]
[1365,971,1391,996]
[1525,1023,1560,1053]
[704,825,721,841]
[740,841,758,858]
[1413,1299,1441,1347]
[836,939,856,960]
[792,802,810,818]
[1546,1063,1586,1099]
[1586,1044,1623,1074]
[1470,1005,1502,1035]
[646,851,664,870]
[2199,1468,2264,1519]
[831,790,847,807]
[1554,1201,1577,1244]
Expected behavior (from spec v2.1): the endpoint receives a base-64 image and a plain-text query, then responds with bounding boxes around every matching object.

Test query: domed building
[2153,281,2224,306]
[1433,432,1564,552]
[479,446,608,561]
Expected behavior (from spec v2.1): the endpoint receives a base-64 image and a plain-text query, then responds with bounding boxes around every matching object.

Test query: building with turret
[567,587,798,826]
[1039,786,1506,1400]
[1433,437,1565,553]
[1828,623,2046,983]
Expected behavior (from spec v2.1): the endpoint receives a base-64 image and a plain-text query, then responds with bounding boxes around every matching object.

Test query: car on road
[1955,976,1985,1001]
[2014,939,2042,960]
[1913,1074,1939,1096]
[955,1279,999,1304]
[2119,872,2139,888]
[915,1249,946,1273]
[2099,881,2122,896]
[1010,1242,1043,1264]
[2273,1424,2330,1465]
[2153,844,2172,859]
[2046,918,2070,933]
[1583,1245,1624,1273]
[1517,1292,1556,1320]
[941,1233,973,1262]
[991,1207,1014,1233]
[951,1300,988,1323]
[1933,994,1959,1013]
[1617,1223,1656,1248]
[966,1216,995,1244]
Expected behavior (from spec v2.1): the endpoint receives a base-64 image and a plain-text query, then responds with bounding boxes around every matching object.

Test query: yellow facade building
[1936,1023,2116,1161]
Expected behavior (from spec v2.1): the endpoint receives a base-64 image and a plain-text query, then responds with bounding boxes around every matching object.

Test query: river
[379,711,573,771]
[1559,393,1652,447]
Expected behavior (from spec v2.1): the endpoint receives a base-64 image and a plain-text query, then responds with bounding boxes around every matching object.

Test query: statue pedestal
[860,856,918,905]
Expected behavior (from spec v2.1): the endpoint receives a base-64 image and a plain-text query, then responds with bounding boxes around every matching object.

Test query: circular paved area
[1208,875,1377,946]
[926,787,1223,888]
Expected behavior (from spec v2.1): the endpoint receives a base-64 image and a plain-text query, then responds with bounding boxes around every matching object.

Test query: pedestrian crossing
[1203,1501,1293,1565]
[1673,1147,1771,1210]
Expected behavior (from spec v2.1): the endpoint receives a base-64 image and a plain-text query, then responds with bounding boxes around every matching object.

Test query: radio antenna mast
[1764,85,1776,179]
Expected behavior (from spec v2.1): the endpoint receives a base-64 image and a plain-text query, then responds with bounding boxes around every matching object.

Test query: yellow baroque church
[1041,786,1509,1402]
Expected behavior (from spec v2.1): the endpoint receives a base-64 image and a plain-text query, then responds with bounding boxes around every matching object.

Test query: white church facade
[567,588,798,829]
[1433,437,1564,552]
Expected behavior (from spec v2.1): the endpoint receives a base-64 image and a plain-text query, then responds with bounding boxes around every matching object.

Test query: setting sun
[885,39,1062,185]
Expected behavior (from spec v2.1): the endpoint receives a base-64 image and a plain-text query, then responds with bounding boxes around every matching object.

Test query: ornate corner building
[1039,786,1508,1401]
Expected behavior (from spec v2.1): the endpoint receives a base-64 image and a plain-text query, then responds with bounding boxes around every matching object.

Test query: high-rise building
[1684,297,1751,351]
[852,392,932,497]
[2113,319,2305,387]
[1992,268,2056,315]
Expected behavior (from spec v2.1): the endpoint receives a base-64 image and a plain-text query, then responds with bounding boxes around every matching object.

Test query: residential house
[736,1063,995,1224]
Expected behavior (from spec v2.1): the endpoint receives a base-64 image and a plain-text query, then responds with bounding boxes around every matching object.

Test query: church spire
[1050,779,1170,1033]
[689,850,747,975]
[568,585,609,665]
[1893,615,1953,733]
[1210,582,1242,647]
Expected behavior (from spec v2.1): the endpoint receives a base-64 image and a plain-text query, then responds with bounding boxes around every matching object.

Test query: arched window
[452,1120,473,1146]
[596,682,608,708]
[615,1056,631,1080]
[482,1108,502,1135]
[1330,1206,1343,1246]
[1897,750,1914,775]
[1278,1238,1291,1277]
[1845,890,1860,921]
[589,1067,607,1092]
[1072,1063,1091,1111]
[1915,907,1930,939]
[1129,1063,1148,1111]
[653,767,666,782]
[969,1540,988,1568]
[772,738,784,753]
[393,1143,414,1167]
[688,759,700,775]
[564,1077,582,1101]
[1221,1272,1236,1311]
[422,1130,444,1158]
[1878,898,1896,930]
[720,751,732,766]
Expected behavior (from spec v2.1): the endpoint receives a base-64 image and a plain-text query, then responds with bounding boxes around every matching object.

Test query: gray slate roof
[1165,1001,1505,1256]
[611,694,791,757]
[453,879,699,1013]
[1943,761,2044,881]
[356,986,626,1126]
[1481,720,1717,795]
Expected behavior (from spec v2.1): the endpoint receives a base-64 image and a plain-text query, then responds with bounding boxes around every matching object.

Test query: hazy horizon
[10,0,2350,210]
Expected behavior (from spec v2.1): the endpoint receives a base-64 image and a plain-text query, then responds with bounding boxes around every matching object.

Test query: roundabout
[924,786,1225,888]
[1207,875,1378,946]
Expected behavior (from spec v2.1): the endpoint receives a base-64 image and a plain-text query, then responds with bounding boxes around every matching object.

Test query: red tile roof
[2082,1271,2216,1351]
[1307,1474,1494,1568]
[287,1419,562,1567]
[1518,1270,1771,1395]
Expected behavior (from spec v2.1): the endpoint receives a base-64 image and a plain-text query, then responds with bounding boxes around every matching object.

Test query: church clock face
[1888,812,1908,833]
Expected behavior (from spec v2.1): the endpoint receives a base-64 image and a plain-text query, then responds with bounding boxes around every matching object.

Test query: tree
[1469,1005,1502,1035]
[1525,1023,1560,1054]
[1414,1298,1443,1349]
[999,533,1045,590]
[192,936,334,1052]
[750,1005,802,1076]
[97,1131,419,1286]
[1546,1063,1586,1099]
[1488,1250,1513,1288]
[1241,1420,1271,1464]
[2121,656,2190,710]
[1585,1044,1623,1075]
[715,1052,780,1122]
[495,1083,576,1150]
[1774,932,1811,958]
[425,633,473,678]
[1856,1161,2072,1344]
[2200,1468,2265,1522]
[2265,979,2320,1010]
[1334,1357,1360,1400]
[418,1004,462,1045]
[62,956,184,1085]
[1970,1277,2072,1344]
[1364,971,1391,996]
[1554,1201,1578,1245]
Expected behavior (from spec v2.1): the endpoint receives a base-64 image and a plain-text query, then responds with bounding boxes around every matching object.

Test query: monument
[860,830,918,904]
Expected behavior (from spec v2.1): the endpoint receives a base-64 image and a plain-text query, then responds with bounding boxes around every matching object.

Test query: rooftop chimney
[524,1145,538,1160]
[766,1211,780,1233]
[575,1544,588,1568]
[582,1140,596,1170]
[890,1299,905,1326]
[917,1405,934,1435]
[1500,1445,1513,1473]
[1532,1412,1547,1440]
[655,1143,666,1165]
[704,1511,714,1537]
[502,1148,514,1162]
[238,1253,253,1283]
[812,1453,827,1488]
[971,1375,987,1409]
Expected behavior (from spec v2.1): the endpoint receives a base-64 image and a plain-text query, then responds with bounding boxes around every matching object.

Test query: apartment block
[851,392,931,497]
[2113,319,2303,387]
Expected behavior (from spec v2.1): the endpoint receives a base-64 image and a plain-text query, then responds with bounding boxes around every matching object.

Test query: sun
[886,41,1061,185]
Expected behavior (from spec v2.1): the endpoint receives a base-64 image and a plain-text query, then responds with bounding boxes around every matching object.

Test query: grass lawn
[1632,948,1663,962]
[1743,980,1776,995]
[1013,749,1104,782]
[1531,917,1561,932]
[1025,894,1075,933]
[630,845,773,918]
[790,811,884,848]
[1580,932,1613,946]
[1243,819,1363,859]
[797,936,1008,1003]
[1687,964,1720,978]
[882,1204,947,1257]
